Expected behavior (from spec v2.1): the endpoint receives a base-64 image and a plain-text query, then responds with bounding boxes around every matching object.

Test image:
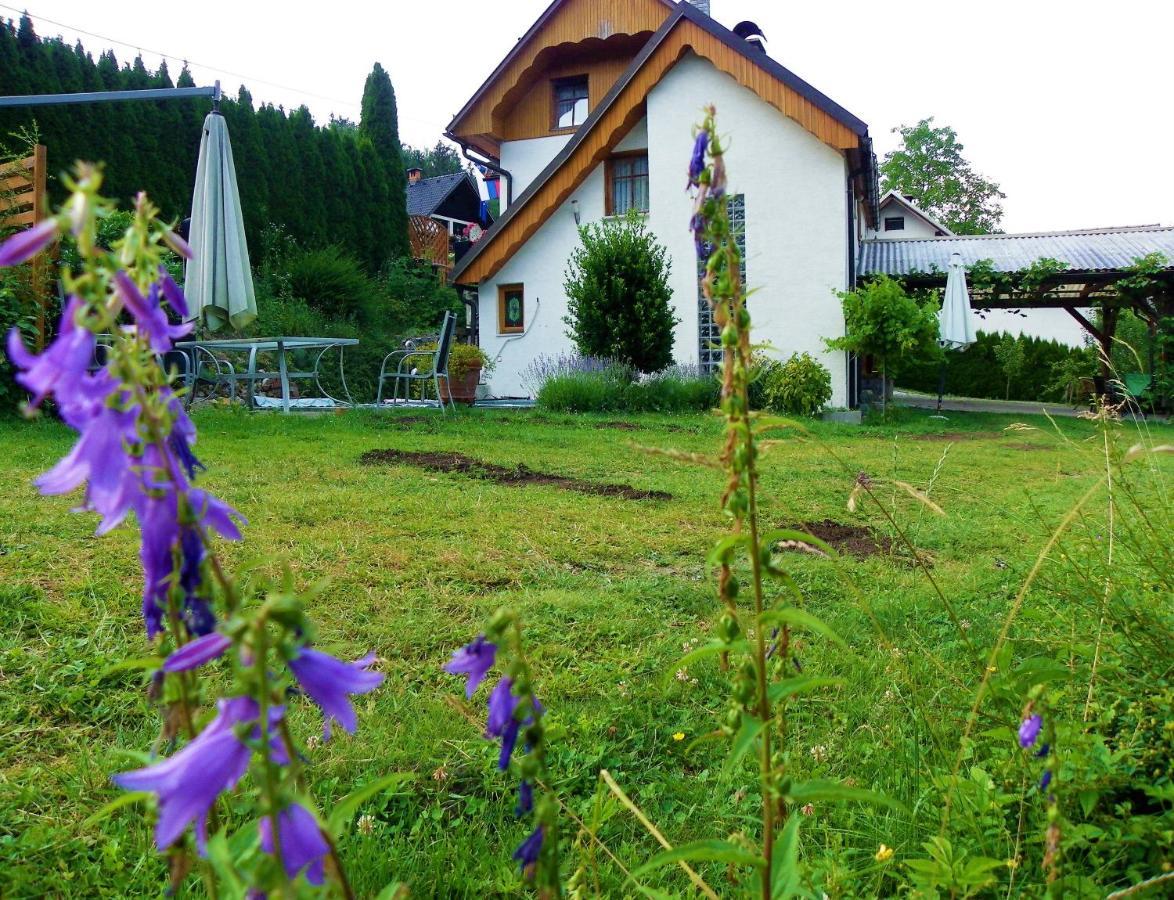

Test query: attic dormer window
[884,216,905,232]
[553,76,589,130]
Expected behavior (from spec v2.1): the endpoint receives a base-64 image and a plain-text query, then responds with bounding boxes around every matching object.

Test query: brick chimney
[686,0,711,16]
[407,167,424,184]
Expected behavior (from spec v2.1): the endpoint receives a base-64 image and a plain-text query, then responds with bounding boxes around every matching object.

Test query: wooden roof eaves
[453,4,877,284]
[446,0,677,145]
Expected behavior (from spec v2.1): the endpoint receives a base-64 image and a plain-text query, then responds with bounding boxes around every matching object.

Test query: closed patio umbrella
[934,252,976,412]
[187,111,256,331]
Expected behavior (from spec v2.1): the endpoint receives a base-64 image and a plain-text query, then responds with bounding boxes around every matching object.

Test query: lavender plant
[3,165,388,896]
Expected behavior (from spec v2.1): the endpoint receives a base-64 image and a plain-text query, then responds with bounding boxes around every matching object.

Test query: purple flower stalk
[0,217,59,267]
[513,825,544,874]
[1018,714,1043,749]
[112,697,261,853]
[445,635,497,698]
[259,802,329,885]
[163,632,232,672]
[289,647,384,739]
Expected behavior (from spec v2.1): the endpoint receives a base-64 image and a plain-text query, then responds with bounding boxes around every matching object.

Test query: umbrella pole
[936,359,946,412]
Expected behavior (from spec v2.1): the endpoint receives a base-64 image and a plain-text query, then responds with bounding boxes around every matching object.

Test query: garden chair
[376,310,456,413]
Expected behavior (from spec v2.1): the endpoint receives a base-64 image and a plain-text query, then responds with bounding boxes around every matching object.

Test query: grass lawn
[0,405,1168,896]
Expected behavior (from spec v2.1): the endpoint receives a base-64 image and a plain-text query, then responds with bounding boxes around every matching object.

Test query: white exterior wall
[500,134,574,206]
[480,53,851,404]
[866,197,943,240]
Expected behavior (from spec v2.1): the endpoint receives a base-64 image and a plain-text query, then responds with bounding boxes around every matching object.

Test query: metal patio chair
[376,310,456,413]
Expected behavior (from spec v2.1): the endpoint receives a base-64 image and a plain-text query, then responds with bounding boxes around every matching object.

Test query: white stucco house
[443,0,1172,400]
[446,0,878,406]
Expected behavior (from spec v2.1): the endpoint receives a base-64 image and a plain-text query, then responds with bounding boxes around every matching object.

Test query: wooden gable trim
[447,0,675,152]
[455,14,868,285]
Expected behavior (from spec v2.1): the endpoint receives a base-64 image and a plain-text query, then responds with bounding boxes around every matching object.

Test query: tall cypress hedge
[0,16,407,272]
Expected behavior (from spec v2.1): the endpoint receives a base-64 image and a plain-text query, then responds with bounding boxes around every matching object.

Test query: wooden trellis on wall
[408,214,451,281]
[0,144,50,349]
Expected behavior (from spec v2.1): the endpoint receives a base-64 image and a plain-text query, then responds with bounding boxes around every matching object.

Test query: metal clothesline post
[0,81,220,108]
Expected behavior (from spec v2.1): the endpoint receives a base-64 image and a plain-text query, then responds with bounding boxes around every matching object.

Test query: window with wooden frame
[884,216,905,232]
[498,284,525,334]
[552,76,589,130]
[605,152,649,216]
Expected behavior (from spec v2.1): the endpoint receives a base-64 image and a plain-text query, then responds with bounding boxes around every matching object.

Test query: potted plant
[443,342,493,404]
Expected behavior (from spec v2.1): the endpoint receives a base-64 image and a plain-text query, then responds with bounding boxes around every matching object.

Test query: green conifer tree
[359,62,409,262]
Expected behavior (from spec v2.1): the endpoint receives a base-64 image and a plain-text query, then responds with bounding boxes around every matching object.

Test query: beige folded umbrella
[187,112,256,331]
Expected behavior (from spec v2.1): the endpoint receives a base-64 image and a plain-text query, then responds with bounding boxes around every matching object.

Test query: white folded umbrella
[939,252,976,350]
[187,112,256,331]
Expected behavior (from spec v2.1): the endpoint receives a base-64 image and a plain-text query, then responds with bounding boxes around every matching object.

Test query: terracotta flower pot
[442,363,482,404]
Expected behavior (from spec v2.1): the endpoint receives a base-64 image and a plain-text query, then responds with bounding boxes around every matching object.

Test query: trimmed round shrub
[563,211,677,373]
[764,352,832,416]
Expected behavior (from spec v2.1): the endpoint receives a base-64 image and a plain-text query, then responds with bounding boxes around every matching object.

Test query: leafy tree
[402,140,465,178]
[881,117,1005,235]
[360,62,409,259]
[993,333,1026,399]
[826,275,940,411]
[563,211,677,373]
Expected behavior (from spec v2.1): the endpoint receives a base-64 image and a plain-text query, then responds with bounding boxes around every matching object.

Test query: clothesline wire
[0,2,452,134]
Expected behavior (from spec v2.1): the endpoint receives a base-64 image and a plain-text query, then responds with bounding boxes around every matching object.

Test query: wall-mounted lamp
[571,198,580,225]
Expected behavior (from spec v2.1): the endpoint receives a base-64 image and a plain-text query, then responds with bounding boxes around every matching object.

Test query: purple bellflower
[516,780,533,817]
[113,697,262,853]
[513,825,544,874]
[1018,714,1043,749]
[0,217,59,267]
[687,131,708,189]
[5,297,96,410]
[445,635,497,698]
[486,678,540,771]
[259,802,330,885]
[158,267,190,318]
[113,271,193,353]
[288,647,384,739]
[163,632,232,672]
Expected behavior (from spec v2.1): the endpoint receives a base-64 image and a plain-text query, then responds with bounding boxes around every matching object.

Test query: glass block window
[698,194,746,374]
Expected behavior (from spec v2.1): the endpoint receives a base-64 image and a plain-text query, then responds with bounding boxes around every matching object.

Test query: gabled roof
[876,190,954,236]
[859,225,1174,278]
[446,0,676,156]
[405,172,478,218]
[454,2,875,284]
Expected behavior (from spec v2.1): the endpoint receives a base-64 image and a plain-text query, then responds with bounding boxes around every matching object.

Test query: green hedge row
[898,331,1096,402]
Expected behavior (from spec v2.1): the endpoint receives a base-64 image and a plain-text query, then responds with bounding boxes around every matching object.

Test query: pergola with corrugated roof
[858,225,1174,383]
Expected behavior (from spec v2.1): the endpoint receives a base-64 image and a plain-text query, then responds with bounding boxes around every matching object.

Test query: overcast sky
[8,0,1173,233]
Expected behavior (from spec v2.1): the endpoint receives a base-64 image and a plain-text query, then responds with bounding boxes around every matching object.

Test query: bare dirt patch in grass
[779,519,895,559]
[360,449,673,501]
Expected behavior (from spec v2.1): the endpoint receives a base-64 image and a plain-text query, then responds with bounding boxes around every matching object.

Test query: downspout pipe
[448,134,513,208]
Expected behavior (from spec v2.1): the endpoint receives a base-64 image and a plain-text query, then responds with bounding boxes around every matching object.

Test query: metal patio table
[175,336,359,412]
